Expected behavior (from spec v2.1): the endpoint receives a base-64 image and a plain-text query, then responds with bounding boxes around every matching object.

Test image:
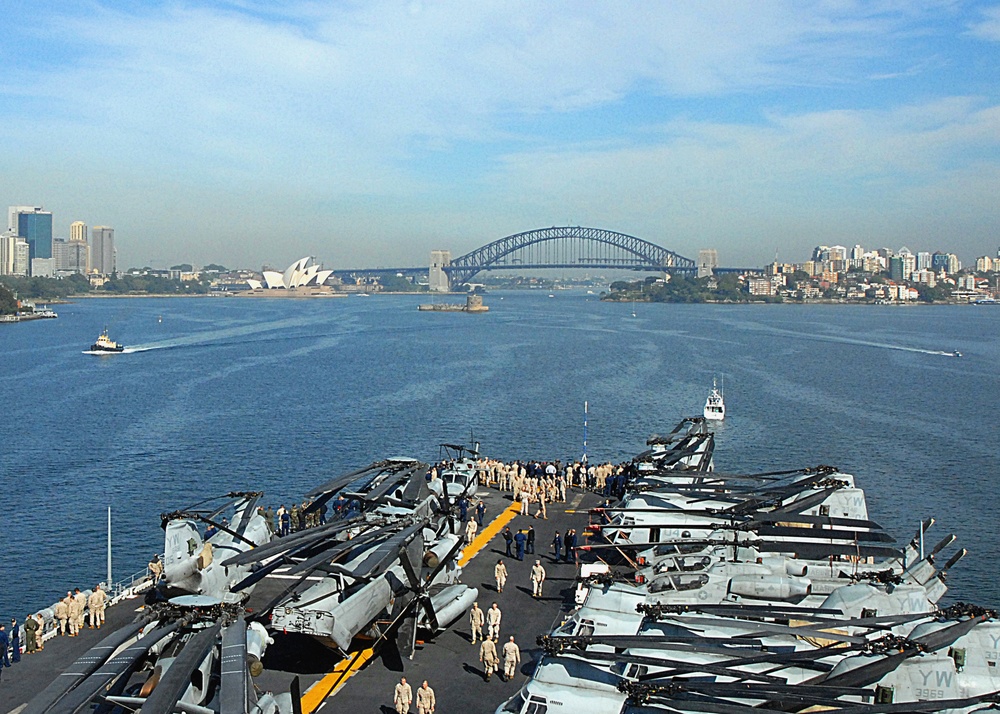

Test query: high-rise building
[70,221,88,243]
[697,249,718,278]
[54,237,90,274]
[0,231,16,275]
[91,226,116,275]
[429,250,451,292]
[9,206,53,267]
[13,237,29,275]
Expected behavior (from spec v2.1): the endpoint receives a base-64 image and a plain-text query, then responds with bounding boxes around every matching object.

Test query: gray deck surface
[0,484,600,714]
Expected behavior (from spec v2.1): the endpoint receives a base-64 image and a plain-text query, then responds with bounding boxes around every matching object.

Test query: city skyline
[2,2,999,270]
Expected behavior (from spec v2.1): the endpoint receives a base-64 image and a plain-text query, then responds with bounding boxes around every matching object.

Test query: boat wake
[749,324,961,357]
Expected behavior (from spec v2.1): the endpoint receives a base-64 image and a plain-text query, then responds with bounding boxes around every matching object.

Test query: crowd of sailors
[0,585,109,675]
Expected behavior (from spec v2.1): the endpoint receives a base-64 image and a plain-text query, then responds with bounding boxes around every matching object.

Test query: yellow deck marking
[459,502,521,567]
[301,646,377,713]
[301,500,522,713]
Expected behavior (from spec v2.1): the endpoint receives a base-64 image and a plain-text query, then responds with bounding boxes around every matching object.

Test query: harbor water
[1,292,998,619]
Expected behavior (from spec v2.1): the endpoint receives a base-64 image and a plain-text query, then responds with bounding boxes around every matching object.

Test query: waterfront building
[9,206,53,269]
[429,250,451,292]
[976,256,994,273]
[246,256,333,291]
[91,226,116,275]
[912,269,937,287]
[697,249,718,278]
[54,237,90,274]
[747,277,774,296]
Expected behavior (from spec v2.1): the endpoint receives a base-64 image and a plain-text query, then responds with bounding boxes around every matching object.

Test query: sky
[2,1,999,270]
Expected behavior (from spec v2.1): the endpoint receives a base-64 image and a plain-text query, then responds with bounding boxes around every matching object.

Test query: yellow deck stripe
[459,501,521,567]
[301,646,377,713]
[301,499,521,713]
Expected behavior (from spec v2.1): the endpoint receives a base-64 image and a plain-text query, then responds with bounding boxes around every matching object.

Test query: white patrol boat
[703,377,725,421]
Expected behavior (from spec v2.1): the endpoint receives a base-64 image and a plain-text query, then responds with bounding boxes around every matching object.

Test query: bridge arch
[444,226,695,287]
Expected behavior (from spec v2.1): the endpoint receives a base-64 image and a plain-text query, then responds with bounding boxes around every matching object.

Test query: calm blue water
[2,293,998,619]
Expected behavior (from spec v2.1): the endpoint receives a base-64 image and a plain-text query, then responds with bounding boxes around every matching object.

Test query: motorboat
[89,328,125,353]
[703,377,725,421]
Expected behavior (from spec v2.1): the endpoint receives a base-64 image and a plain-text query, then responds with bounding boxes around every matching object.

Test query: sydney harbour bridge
[331,226,756,289]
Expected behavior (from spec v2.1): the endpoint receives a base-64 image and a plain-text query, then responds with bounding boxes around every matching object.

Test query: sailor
[0,624,9,668]
[289,504,300,533]
[469,602,484,644]
[34,614,45,650]
[416,680,436,714]
[479,636,499,681]
[10,619,20,663]
[464,517,478,545]
[73,588,88,634]
[564,529,576,562]
[534,489,547,519]
[24,614,38,654]
[494,559,508,593]
[552,530,562,557]
[502,527,513,557]
[475,500,486,527]
[88,585,107,628]
[54,596,69,635]
[519,490,530,515]
[148,554,164,583]
[279,506,291,536]
[458,496,470,523]
[530,560,546,598]
[513,530,526,561]
[526,525,535,554]
[502,636,521,682]
[486,602,502,640]
[66,591,82,636]
[393,676,412,714]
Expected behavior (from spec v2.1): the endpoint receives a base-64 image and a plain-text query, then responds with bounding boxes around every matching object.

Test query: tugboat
[89,327,125,353]
[703,377,725,421]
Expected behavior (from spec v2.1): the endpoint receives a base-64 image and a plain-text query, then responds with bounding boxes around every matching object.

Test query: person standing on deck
[476,500,486,527]
[486,602,502,640]
[54,596,69,635]
[502,527,513,557]
[464,517,478,545]
[530,560,546,598]
[393,676,412,713]
[469,602,484,644]
[149,554,164,583]
[67,592,82,636]
[514,530,526,561]
[416,680,435,714]
[34,614,45,650]
[24,614,38,654]
[10,619,20,663]
[0,624,10,668]
[502,636,521,681]
[494,559,508,593]
[526,525,535,554]
[480,637,499,681]
[73,588,88,634]
[88,585,107,628]
[552,531,562,560]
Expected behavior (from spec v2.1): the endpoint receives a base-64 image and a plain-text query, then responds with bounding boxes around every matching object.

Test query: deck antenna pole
[919,520,924,561]
[107,506,113,587]
[582,401,589,467]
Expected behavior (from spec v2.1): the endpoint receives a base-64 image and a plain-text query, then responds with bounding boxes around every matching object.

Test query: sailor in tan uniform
[393,676,412,714]
[530,560,546,597]
[486,602,502,641]
[54,597,69,636]
[502,635,521,681]
[469,602,484,644]
[494,559,508,593]
[479,637,499,681]
[415,680,435,714]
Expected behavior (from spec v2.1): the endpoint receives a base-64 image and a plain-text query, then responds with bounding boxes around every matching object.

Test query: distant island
[603,275,782,304]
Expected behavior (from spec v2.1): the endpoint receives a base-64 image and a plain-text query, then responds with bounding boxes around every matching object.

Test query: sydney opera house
[243,257,342,297]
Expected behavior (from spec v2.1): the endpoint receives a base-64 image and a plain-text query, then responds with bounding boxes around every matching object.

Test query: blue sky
[2,1,999,270]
